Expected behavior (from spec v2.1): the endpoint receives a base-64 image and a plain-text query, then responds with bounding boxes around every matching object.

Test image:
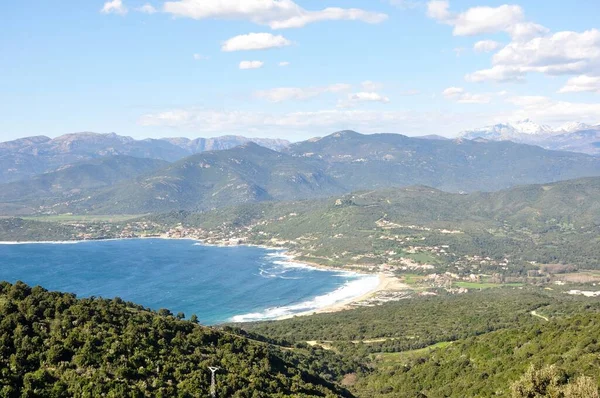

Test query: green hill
[0,156,169,205]
[287,131,600,192]
[0,281,352,397]
[39,143,345,215]
[353,312,600,397]
[137,176,600,272]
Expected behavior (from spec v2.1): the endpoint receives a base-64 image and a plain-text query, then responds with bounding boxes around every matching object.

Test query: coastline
[275,273,410,320]
[0,235,409,321]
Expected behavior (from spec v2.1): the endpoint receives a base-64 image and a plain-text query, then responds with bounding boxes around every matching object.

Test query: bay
[0,238,378,324]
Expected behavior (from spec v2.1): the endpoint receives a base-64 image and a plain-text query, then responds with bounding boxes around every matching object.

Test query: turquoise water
[0,239,378,324]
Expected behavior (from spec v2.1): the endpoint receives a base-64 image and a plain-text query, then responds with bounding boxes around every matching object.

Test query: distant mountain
[413,135,450,141]
[0,156,169,215]
[286,130,600,193]
[4,130,599,215]
[36,143,343,215]
[161,135,290,153]
[0,132,291,184]
[461,120,600,155]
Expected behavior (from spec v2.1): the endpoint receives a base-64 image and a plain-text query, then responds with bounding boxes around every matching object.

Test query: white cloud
[101,0,128,15]
[162,0,388,29]
[452,5,524,37]
[193,54,209,60]
[254,84,351,102]
[239,60,264,70]
[427,1,548,42]
[559,75,600,94]
[442,87,491,104]
[345,92,391,105]
[467,29,600,82]
[138,4,157,14]
[506,95,600,123]
[279,61,290,67]
[429,2,600,84]
[473,40,501,53]
[222,33,291,52]
[138,107,488,138]
[506,22,550,42]
[442,87,464,97]
[388,0,421,9]
[465,65,525,83]
[427,0,451,20]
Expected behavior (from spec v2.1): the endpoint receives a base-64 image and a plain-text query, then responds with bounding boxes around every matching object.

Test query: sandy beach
[276,273,411,320]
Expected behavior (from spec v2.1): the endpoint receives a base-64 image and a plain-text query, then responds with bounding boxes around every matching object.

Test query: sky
[1,0,600,142]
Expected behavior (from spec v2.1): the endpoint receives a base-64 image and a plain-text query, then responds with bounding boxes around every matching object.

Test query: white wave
[0,237,138,245]
[229,274,380,322]
[0,240,85,245]
[258,266,304,280]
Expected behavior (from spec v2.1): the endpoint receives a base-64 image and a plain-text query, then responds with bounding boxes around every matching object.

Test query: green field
[372,341,453,369]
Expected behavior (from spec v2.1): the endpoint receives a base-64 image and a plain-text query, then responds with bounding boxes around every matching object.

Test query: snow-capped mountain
[461,120,600,155]
[557,122,594,133]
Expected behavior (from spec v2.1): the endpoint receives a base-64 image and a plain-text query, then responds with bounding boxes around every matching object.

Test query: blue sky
[1,0,600,141]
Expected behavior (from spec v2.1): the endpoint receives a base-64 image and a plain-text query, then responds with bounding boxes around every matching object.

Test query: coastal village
[40,214,578,313]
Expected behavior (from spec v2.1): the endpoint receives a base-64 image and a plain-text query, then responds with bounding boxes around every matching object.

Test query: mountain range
[0,132,290,184]
[0,156,169,215]
[461,119,600,155]
[2,130,600,215]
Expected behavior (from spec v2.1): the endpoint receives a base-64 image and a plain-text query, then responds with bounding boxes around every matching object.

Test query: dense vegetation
[1,283,599,397]
[238,288,600,355]
[352,313,600,397]
[0,282,352,397]
[237,288,600,397]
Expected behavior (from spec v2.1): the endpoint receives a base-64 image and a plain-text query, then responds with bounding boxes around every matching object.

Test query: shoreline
[0,235,409,321]
[275,273,410,320]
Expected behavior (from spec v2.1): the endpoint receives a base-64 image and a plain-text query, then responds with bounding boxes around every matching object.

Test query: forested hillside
[239,288,600,397]
[0,282,352,397]
[0,156,169,210]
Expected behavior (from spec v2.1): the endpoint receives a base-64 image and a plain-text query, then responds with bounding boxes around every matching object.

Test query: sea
[0,238,378,324]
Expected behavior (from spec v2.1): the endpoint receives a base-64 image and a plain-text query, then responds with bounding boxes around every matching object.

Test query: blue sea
[0,239,378,324]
